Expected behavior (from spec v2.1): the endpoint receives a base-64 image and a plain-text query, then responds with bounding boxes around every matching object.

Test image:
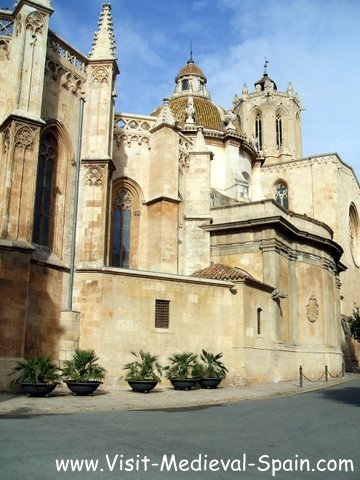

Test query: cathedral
[0,0,359,390]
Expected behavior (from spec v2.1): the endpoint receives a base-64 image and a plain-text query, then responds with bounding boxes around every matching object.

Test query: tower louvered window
[255,113,262,150]
[276,114,283,149]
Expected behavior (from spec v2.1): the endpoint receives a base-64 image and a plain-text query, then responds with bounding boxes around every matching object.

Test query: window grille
[155,299,170,328]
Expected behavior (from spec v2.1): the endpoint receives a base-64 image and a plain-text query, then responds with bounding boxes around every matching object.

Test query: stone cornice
[144,195,181,206]
[0,112,45,131]
[203,214,344,264]
[13,0,54,17]
[76,265,235,290]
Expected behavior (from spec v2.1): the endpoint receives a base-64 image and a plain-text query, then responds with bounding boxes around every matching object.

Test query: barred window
[155,299,170,328]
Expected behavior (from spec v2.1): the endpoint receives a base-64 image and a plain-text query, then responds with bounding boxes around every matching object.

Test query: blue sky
[4,0,360,177]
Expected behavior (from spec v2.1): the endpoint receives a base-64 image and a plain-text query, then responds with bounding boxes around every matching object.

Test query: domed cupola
[153,53,241,134]
[174,52,209,98]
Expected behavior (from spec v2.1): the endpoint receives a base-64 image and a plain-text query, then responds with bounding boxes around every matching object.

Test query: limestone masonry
[0,1,359,390]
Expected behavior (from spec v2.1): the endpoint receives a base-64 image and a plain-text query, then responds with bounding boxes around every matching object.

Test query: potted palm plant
[61,348,106,396]
[165,352,200,390]
[9,355,61,397]
[124,350,163,393]
[197,349,228,389]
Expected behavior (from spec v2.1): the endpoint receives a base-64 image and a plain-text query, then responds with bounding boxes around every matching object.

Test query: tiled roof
[192,263,253,281]
[176,63,207,82]
[192,263,275,292]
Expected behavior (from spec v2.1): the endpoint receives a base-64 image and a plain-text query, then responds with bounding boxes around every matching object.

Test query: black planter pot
[170,378,199,391]
[199,377,223,389]
[127,379,158,393]
[64,381,102,396]
[21,382,58,397]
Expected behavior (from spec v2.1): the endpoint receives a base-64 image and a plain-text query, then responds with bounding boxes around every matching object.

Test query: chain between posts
[299,364,345,387]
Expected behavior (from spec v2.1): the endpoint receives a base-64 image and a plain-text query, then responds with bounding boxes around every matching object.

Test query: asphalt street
[1,380,359,479]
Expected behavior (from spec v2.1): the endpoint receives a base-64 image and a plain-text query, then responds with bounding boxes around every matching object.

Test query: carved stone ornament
[306,295,319,323]
[0,39,10,61]
[3,127,11,153]
[25,11,45,36]
[91,66,109,84]
[14,126,35,150]
[15,14,22,37]
[84,166,104,186]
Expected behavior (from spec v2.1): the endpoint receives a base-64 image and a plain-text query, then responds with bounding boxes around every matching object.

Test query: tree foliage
[350,308,360,342]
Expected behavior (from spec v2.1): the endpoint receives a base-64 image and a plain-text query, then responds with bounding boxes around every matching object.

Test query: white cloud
[44,0,360,177]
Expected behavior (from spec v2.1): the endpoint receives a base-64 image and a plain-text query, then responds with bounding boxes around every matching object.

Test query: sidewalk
[0,374,358,416]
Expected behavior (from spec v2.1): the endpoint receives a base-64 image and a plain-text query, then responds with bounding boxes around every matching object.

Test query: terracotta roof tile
[192,263,253,281]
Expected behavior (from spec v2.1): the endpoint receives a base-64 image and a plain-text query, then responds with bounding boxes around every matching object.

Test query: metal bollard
[325,365,328,382]
[299,365,303,387]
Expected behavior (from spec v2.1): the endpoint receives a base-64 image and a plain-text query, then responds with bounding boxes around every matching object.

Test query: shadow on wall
[24,261,63,361]
[341,316,360,372]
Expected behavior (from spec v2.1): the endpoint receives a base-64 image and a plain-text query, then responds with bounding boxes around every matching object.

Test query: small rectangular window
[257,307,262,335]
[155,299,170,328]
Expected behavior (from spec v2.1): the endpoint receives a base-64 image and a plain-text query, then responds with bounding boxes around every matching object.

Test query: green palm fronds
[124,350,163,381]
[10,355,61,385]
[165,352,199,379]
[61,348,106,382]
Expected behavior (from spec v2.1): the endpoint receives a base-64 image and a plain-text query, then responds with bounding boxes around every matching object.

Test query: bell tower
[233,60,303,165]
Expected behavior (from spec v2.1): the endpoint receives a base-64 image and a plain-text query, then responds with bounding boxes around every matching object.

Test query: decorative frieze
[261,155,338,174]
[113,115,154,150]
[45,58,83,94]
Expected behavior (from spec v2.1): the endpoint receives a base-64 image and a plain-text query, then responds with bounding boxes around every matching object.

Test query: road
[0,380,359,479]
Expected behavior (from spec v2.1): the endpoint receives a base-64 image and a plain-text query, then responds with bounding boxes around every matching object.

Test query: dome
[169,96,224,130]
[175,59,207,83]
[152,55,241,133]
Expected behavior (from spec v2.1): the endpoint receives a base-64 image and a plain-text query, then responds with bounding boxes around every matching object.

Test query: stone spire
[89,3,117,60]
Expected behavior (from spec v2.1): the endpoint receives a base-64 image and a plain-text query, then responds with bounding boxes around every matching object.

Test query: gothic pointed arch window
[255,113,263,150]
[276,113,283,150]
[274,180,288,209]
[111,179,141,268]
[33,132,58,245]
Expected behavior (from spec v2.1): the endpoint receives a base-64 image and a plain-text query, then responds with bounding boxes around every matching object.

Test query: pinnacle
[89,3,117,60]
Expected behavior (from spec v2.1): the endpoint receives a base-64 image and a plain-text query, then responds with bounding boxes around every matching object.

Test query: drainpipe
[67,95,85,311]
